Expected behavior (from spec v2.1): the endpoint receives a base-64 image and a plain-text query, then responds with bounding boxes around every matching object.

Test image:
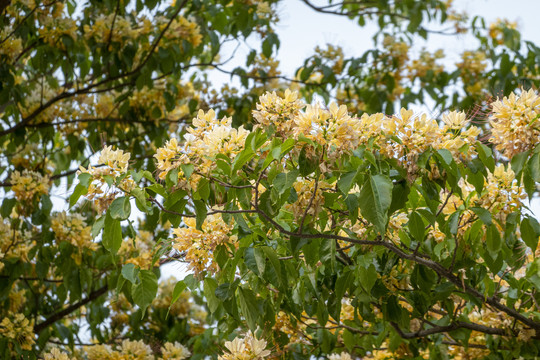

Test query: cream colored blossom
[43,348,74,360]
[328,353,352,360]
[161,341,191,360]
[10,170,50,203]
[218,331,271,360]
[172,214,236,277]
[490,88,540,158]
[155,109,250,188]
[78,145,134,212]
[0,313,35,351]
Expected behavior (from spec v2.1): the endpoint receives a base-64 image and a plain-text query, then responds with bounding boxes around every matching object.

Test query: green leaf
[232,149,255,174]
[486,224,502,256]
[359,174,393,234]
[109,196,131,220]
[471,207,492,225]
[408,211,425,241]
[103,214,122,254]
[132,188,148,212]
[1,198,17,218]
[528,152,540,182]
[338,171,358,195]
[299,147,318,176]
[78,173,92,187]
[170,281,187,306]
[476,142,495,172]
[215,282,237,301]
[69,184,88,208]
[131,270,158,316]
[389,181,409,214]
[91,216,105,238]
[436,149,453,165]
[511,150,530,178]
[522,217,540,252]
[244,247,266,276]
[358,264,377,293]
[237,287,260,330]
[194,200,207,230]
[273,170,299,195]
[181,164,194,179]
[204,278,220,313]
[121,263,139,284]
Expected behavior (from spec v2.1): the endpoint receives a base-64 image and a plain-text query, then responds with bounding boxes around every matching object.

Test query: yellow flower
[489,88,540,158]
[0,313,35,351]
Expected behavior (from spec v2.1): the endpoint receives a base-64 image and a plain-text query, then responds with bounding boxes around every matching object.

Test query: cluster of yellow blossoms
[252,89,304,136]
[489,18,519,45]
[51,212,97,264]
[118,230,155,270]
[160,15,202,48]
[10,170,50,203]
[172,214,236,277]
[84,14,146,47]
[254,90,481,176]
[155,109,250,188]
[489,88,540,158]
[0,217,34,271]
[76,339,190,360]
[0,313,35,351]
[437,164,525,237]
[43,348,75,360]
[79,146,134,212]
[456,51,488,96]
[328,353,352,360]
[407,48,445,81]
[285,177,332,220]
[218,331,271,360]
[38,16,78,50]
[0,27,23,63]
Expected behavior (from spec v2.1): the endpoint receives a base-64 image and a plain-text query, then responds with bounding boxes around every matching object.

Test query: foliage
[1,0,540,359]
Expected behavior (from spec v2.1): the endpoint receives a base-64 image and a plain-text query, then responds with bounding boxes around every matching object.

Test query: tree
[1,0,540,359]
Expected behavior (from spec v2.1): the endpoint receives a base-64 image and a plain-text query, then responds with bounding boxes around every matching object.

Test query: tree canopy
[1,0,540,359]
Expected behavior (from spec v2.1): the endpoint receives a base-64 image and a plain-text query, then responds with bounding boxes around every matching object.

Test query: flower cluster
[51,212,97,264]
[253,91,481,177]
[0,28,22,63]
[155,110,250,189]
[285,177,332,220]
[161,15,202,48]
[118,230,154,270]
[253,89,304,135]
[161,342,191,360]
[0,217,35,270]
[489,18,519,45]
[0,313,35,351]
[328,353,352,360]
[456,51,487,96]
[84,14,145,47]
[38,16,78,50]
[218,331,271,360]
[10,170,50,203]
[83,339,175,360]
[172,214,236,277]
[79,146,134,212]
[43,348,75,360]
[489,88,540,158]
[407,48,445,81]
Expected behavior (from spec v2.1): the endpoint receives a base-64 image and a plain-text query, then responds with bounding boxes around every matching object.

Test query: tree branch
[34,284,108,334]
